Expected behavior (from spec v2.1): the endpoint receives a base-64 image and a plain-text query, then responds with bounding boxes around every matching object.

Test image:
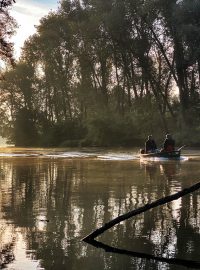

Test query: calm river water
[0,148,200,270]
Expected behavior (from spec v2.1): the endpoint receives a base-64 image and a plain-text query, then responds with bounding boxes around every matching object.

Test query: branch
[87,239,200,269]
[147,24,179,86]
[83,181,200,241]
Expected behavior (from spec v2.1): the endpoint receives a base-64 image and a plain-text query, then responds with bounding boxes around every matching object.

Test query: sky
[10,0,59,58]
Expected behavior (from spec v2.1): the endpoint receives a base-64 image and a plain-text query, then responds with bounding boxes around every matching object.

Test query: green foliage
[37,119,86,147]
[85,110,141,146]
[13,108,38,146]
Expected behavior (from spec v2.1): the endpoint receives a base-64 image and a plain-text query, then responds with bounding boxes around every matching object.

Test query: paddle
[177,145,186,151]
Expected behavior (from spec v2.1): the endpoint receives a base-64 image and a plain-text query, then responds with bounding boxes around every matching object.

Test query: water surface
[0,148,199,270]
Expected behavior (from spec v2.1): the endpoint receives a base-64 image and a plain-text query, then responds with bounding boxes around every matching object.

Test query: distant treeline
[1,0,200,147]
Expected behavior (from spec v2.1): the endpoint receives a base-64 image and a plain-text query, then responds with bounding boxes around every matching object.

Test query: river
[0,147,199,270]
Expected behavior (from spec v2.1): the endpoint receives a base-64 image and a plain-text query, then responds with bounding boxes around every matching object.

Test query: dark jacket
[145,139,157,153]
[163,138,175,152]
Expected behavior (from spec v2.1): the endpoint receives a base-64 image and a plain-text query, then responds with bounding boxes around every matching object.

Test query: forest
[0,0,200,147]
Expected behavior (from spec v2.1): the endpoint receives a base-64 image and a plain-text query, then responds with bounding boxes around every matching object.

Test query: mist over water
[0,137,7,147]
[0,147,194,160]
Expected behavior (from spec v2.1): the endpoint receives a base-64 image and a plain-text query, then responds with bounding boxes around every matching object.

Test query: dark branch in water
[86,239,200,269]
[83,182,200,268]
[83,181,200,241]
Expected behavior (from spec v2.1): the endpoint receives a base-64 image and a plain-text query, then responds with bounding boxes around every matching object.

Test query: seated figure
[163,134,175,152]
[145,135,157,153]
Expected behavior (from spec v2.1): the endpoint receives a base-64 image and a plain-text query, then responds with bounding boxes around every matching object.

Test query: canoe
[140,150,181,159]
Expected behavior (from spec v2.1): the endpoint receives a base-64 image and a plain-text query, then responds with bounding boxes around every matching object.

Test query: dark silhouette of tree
[1,0,200,146]
[0,0,16,67]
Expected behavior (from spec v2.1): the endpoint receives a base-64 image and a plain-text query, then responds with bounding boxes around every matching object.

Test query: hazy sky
[11,0,59,58]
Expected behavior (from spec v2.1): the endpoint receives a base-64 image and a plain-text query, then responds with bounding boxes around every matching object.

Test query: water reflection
[86,239,200,269]
[0,155,199,270]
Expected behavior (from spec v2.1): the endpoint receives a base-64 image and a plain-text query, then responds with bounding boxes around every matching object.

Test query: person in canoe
[162,134,175,152]
[145,135,157,153]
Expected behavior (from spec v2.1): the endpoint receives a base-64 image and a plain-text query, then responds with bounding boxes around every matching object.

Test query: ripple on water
[0,148,198,162]
[0,149,139,160]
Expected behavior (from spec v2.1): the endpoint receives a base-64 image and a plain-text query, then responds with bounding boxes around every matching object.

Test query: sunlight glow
[10,0,58,59]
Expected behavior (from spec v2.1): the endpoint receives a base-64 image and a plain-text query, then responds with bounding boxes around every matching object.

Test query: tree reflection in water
[0,157,199,270]
[0,242,15,268]
[85,238,200,269]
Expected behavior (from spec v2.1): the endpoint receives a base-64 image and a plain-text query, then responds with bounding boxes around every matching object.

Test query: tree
[146,0,200,130]
[1,0,200,146]
[0,0,16,68]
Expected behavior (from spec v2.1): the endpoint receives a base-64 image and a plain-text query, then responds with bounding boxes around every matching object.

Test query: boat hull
[140,151,181,159]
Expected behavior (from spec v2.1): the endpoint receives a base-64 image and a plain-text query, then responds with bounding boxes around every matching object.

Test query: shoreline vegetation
[1,0,200,148]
